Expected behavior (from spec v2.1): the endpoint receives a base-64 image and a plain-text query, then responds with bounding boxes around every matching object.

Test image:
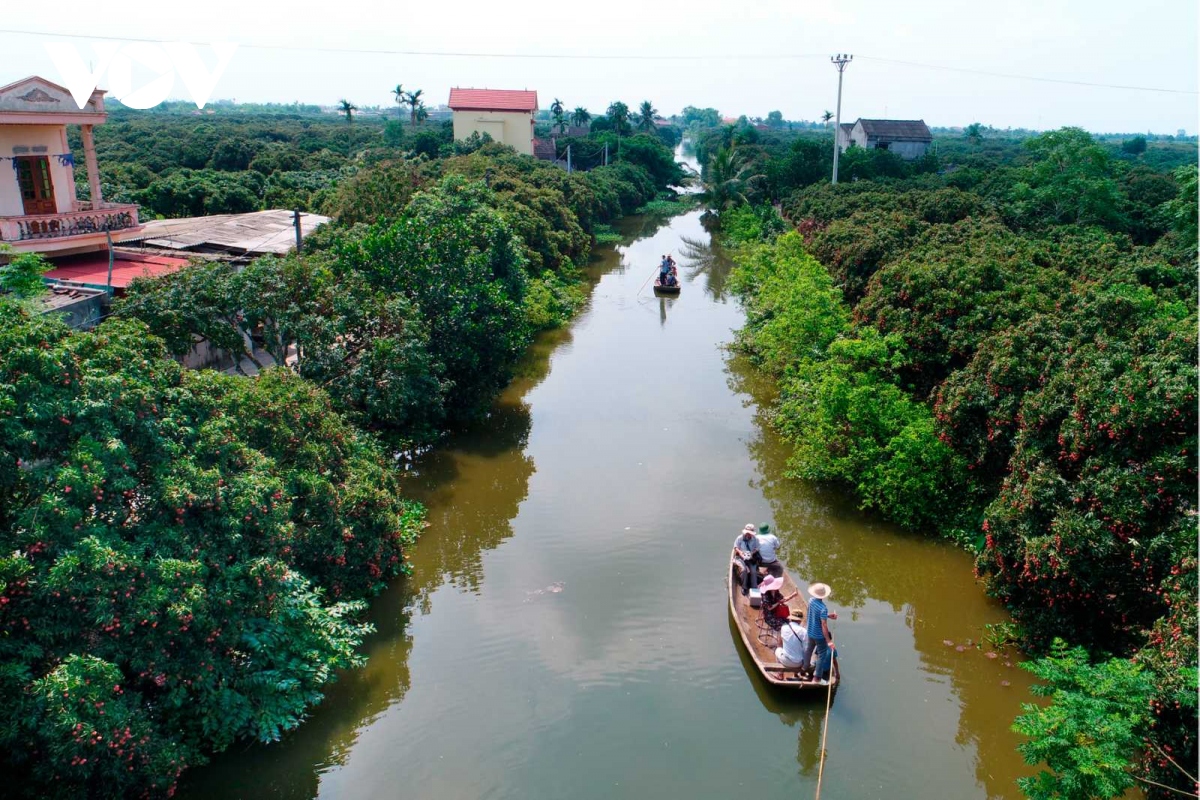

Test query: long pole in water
[814,655,837,800]
[636,266,659,296]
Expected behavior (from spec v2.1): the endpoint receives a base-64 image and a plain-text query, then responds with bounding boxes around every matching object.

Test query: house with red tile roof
[448,88,538,156]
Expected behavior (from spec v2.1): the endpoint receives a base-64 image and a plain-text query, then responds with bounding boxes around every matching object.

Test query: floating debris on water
[524,581,566,602]
[955,645,966,652]
[1000,680,1011,687]
[986,652,999,659]
[943,640,954,647]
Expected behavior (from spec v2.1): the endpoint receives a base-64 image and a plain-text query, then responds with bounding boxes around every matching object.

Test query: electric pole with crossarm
[830,53,852,184]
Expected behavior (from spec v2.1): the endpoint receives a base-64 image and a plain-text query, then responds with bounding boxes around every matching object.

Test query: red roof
[448,88,537,112]
[44,250,190,291]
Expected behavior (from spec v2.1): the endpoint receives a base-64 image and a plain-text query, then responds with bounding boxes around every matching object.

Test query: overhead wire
[0,27,1195,94]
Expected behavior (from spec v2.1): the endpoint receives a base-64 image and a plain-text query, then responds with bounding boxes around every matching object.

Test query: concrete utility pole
[830,53,852,185]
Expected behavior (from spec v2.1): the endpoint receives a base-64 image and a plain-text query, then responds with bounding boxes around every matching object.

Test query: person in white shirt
[776,609,809,671]
[756,524,784,578]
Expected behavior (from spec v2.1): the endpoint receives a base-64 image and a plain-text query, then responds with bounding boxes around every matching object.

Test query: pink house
[0,75,142,254]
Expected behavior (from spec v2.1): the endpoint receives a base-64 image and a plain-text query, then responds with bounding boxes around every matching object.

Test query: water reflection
[678,234,736,302]
[729,613,830,778]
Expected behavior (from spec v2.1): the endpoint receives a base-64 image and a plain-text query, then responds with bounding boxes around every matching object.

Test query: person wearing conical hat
[800,582,838,685]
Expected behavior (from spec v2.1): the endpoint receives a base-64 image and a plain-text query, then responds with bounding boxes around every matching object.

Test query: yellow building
[448,88,537,156]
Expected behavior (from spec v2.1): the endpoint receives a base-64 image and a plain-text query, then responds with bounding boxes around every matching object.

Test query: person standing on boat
[756,524,784,579]
[734,524,761,595]
[800,583,838,684]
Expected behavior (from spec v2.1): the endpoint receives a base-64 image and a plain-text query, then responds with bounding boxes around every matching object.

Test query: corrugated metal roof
[448,88,538,112]
[43,251,190,289]
[857,119,932,141]
[127,209,329,255]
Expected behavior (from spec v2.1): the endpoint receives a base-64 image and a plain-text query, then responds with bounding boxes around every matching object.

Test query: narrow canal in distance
[179,153,1038,800]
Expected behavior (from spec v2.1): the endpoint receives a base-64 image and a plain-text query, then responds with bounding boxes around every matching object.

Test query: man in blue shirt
[800,582,838,684]
[733,524,761,595]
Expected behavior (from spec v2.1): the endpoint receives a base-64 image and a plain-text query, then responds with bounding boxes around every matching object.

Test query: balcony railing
[0,203,141,242]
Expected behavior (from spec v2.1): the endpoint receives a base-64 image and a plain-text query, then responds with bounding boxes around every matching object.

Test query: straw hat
[742,524,756,535]
[807,583,831,599]
[760,575,785,592]
[788,608,805,622]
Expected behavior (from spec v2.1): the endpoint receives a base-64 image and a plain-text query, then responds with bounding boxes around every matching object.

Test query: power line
[0,27,1194,95]
[856,55,1197,96]
[0,27,827,62]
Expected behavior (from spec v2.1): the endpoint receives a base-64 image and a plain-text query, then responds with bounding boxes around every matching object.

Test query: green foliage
[1013,640,1154,800]
[0,307,422,798]
[729,232,848,375]
[135,169,265,217]
[1121,136,1147,155]
[726,126,1197,796]
[779,332,973,533]
[1005,128,1128,230]
[592,224,622,244]
[0,251,51,299]
[333,175,531,422]
[720,203,786,245]
[326,159,425,225]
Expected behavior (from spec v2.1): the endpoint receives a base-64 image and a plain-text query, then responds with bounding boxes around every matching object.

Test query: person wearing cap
[776,608,809,671]
[801,582,838,684]
[733,524,762,595]
[756,524,784,579]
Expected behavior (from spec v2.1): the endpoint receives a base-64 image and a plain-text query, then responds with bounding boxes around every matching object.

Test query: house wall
[0,124,77,215]
[452,110,534,155]
[887,140,930,160]
[836,126,852,152]
[850,132,930,160]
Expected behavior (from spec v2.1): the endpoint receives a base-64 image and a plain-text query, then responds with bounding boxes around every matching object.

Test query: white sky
[1,0,1196,133]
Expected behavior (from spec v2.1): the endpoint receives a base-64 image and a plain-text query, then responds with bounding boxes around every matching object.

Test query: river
[178,152,1039,800]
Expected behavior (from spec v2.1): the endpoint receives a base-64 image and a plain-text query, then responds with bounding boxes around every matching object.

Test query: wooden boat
[653,277,681,295]
[727,548,840,691]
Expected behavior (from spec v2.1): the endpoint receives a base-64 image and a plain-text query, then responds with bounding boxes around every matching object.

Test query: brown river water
[178,155,1039,800]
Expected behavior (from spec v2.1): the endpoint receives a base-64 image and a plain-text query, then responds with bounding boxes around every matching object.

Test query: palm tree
[606,101,630,136]
[416,102,429,124]
[571,107,591,129]
[405,89,424,126]
[964,122,984,144]
[550,97,567,134]
[339,98,357,123]
[702,144,762,216]
[637,101,657,133]
[821,110,833,127]
[391,84,405,119]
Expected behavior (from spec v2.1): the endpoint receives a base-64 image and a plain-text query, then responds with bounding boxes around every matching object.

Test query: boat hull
[727,549,839,691]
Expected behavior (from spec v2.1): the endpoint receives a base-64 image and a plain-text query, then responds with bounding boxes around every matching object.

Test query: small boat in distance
[653,277,681,295]
[727,548,839,691]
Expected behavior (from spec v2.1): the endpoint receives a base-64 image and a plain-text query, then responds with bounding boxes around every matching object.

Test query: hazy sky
[1,0,1196,133]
